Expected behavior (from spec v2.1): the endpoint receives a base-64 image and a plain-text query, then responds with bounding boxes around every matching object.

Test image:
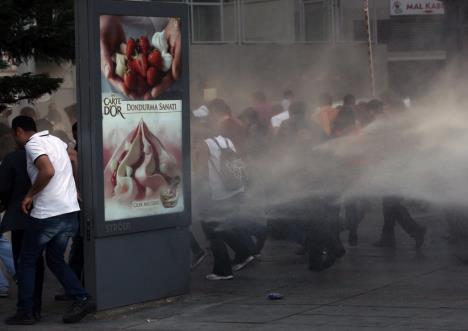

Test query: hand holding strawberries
[100,16,182,99]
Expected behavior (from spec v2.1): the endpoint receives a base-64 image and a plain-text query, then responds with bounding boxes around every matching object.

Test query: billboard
[390,0,445,16]
[100,15,184,221]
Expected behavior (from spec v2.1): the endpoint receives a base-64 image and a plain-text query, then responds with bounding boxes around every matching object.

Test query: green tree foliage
[0,0,74,113]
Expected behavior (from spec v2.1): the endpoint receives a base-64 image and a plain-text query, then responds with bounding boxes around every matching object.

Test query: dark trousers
[201,193,256,276]
[202,221,255,276]
[381,197,422,238]
[17,212,88,314]
[69,233,84,283]
[345,199,366,234]
[11,230,44,314]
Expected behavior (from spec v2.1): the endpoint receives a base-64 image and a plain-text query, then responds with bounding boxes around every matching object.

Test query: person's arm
[22,155,55,214]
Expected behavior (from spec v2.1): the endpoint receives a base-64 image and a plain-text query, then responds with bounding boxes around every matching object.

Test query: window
[241,0,295,43]
[189,0,238,43]
[187,0,389,44]
[295,0,331,42]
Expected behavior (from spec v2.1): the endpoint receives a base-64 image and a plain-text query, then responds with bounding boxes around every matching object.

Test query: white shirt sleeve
[26,137,47,163]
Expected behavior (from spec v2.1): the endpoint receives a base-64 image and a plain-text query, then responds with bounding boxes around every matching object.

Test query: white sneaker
[232,255,255,272]
[205,274,234,281]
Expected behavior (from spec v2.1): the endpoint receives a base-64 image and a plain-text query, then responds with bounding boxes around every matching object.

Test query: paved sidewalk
[1,206,468,330]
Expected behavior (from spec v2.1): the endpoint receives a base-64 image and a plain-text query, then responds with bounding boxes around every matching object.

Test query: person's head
[20,106,37,120]
[283,90,294,100]
[12,115,37,147]
[238,107,260,127]
[252,91,266,104]
[319,93,333,107]
[343,94,356,107]
[207,98,231,134]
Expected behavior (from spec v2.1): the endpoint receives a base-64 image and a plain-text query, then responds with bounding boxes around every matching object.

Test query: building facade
[1,0,455,123]
[179,0,450,110]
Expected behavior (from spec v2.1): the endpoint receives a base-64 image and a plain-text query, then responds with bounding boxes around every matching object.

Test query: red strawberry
[127,58,140,74]
[135,54,148,78]
[123,70,137,91]
[146,67,160,87]
[148,50,162,69]
[126,38,136,58]
[139,36,150,55]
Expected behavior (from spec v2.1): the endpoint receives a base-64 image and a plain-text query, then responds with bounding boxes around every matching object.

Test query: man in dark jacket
[0,148,45,320]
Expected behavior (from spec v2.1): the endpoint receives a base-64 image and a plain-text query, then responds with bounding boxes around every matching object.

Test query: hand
[100,16,138,99]
[148,18,181,99]
[21,195,33,214]
[165,18,182,81]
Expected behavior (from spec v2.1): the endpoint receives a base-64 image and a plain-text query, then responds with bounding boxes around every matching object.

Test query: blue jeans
[0,234,15,290]
[17,212,88,314]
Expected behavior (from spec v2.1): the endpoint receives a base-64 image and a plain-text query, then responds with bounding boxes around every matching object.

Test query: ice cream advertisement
[100,15,184,221]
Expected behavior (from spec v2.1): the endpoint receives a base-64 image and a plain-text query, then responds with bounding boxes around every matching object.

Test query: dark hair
[12,115,37,132]
[283,90,293,98]
[208,98,231,116]
[319,93,333,106]
[343,94,356,106]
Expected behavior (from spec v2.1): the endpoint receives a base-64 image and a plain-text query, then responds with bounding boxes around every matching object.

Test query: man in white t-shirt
[5,116,94,325]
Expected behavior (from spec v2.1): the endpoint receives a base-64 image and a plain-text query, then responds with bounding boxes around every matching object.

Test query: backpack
[209,137,247,191]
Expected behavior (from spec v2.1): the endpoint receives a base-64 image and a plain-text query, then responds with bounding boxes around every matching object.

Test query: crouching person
[5,116,95,325]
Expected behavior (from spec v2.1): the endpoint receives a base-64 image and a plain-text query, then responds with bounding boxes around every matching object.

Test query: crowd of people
[189,89,428,280]
[0,90,431,324]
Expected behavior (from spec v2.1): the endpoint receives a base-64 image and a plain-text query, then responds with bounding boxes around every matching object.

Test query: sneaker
[0,287,8,298]
[62,296,96,324]
[232,255,255,272]
[205,273,234,281]
[191,251,207,270]
[4,312,36,325]
[415,227,427,249]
